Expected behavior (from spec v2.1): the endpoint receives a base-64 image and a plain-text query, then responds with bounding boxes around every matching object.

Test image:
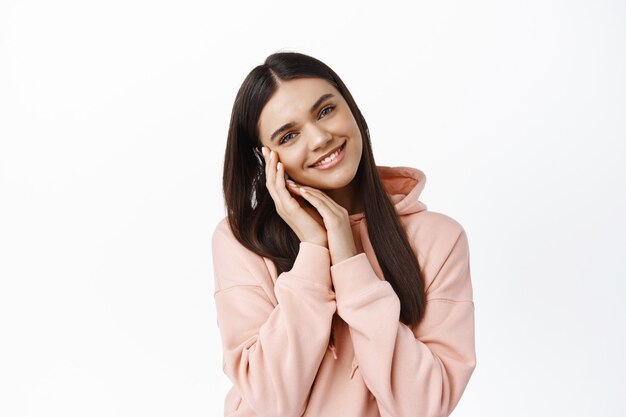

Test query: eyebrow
[269,93,335,142]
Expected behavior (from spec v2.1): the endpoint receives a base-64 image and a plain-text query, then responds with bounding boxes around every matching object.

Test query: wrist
[302,238,328,248]
[330,247,358,266]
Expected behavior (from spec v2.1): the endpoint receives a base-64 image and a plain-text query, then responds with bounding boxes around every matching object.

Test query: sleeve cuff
[330,253,382,299]
[288,242,332,289]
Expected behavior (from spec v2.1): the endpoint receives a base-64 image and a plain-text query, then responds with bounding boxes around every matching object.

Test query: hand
[261,147,328,248]
[288,184,358,266]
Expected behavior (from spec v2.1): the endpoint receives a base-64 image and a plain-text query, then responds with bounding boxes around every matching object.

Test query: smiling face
[257,77,363,199]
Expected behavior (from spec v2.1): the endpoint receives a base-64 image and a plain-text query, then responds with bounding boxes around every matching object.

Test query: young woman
[212,51,476,417]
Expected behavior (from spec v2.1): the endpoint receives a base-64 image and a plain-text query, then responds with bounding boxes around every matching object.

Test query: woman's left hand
[286,181,358,265]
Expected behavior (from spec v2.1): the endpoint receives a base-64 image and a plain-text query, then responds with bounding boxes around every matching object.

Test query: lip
[309,142,346,167]
[309,142,347,170]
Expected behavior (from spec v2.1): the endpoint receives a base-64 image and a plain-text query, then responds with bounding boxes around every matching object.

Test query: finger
[264,148,276,181]
[263,148,279,201]
[267,151,301,214]
[299,186,347,217]
[282,176,308,197]
[285,178,300,195]
[285,178,304,197]
[278,180,323,199]
[298,188,339,224]
[274,162,301,209]
[283,181,314,212]
[261,146,270,179]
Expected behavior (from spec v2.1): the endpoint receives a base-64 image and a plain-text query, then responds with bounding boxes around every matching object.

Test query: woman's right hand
[262,147,328,248]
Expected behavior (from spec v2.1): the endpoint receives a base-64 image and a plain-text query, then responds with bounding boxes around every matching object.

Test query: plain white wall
[1,0,625,415]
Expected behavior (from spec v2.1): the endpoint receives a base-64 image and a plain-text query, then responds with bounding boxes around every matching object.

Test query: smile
[310,142,346,170]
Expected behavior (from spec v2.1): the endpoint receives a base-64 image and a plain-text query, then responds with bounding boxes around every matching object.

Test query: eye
[280,132,296,145]
[319,105,335,119]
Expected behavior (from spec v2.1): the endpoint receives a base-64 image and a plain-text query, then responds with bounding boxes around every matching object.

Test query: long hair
[223,52,425,326]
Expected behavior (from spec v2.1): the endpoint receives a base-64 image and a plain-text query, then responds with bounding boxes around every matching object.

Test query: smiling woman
[212,51,476,417]
[257,77,364,216]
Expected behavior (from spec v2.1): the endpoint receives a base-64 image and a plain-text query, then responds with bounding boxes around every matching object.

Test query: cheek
[282,162,315,185]
[351,131,363,153]
[279,148,308,170]
[278,157,303,179]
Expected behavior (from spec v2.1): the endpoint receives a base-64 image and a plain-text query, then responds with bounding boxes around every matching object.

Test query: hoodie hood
[349,166,428,225]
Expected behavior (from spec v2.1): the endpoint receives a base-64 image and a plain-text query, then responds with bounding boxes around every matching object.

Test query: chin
[309,171,357,191]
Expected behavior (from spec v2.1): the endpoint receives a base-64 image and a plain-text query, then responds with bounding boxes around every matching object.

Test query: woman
[212,51,476,417]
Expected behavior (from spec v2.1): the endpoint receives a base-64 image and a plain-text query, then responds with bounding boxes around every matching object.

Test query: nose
[306,123,333,151]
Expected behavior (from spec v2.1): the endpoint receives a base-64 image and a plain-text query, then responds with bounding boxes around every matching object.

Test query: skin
[257,77,364,265]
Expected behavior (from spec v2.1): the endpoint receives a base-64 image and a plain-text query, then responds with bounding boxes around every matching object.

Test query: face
[257,77,363,194]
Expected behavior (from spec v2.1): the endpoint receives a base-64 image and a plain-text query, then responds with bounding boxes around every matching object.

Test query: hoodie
[211,166,476,417]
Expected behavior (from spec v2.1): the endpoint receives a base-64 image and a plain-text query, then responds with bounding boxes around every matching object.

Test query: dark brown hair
[222,52,425,326]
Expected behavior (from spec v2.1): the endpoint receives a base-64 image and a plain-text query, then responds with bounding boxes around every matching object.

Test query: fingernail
[286,179,295,186]
[261,146,266,156]
[270,150,275,159]
[277,162,282,170]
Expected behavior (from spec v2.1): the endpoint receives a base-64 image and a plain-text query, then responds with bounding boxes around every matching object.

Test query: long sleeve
[330,224,476,417]
[212,220,337,417]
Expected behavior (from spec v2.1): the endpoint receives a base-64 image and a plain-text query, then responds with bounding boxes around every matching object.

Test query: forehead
[258,77,341,141]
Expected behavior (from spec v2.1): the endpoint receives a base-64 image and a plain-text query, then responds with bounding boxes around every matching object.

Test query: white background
[1,0,625,415]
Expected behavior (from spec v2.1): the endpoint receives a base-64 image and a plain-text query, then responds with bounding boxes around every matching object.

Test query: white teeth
[314,146,342,166]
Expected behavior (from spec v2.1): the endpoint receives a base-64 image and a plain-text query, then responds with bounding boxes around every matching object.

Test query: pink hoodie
[211,166,476,417]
